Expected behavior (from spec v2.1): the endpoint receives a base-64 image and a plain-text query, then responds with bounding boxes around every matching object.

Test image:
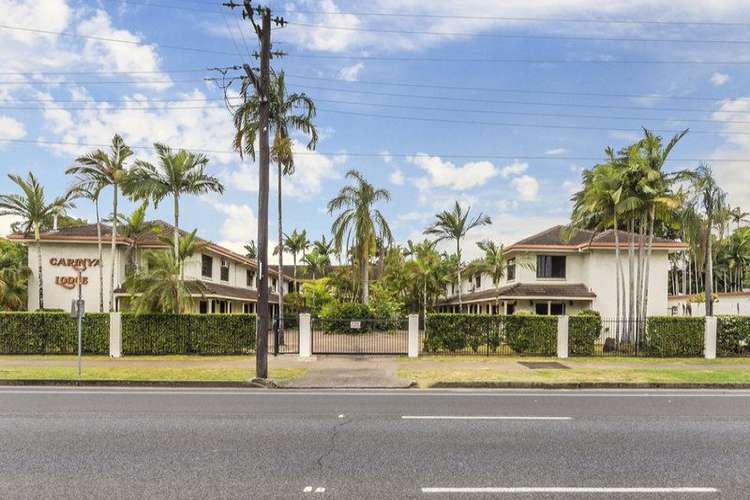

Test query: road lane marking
[421,487,718,494]
[402,416,572,420]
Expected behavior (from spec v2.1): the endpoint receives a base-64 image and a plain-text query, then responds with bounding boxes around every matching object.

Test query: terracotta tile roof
[439,282,596,305]
[506,225,685,251]
[115,280,280,303]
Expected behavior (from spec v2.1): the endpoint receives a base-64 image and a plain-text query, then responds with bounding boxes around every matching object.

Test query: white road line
[421,487,718,494]
[402,416,572,420]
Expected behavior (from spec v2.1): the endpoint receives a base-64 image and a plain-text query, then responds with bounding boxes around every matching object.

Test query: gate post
[557,315,569,359]
[299,313,312,358]
[408,314,420,358]
[109,312,122,358]
[705,316,717,360]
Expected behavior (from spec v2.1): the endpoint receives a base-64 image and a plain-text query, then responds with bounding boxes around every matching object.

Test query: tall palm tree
[729,206,750,230]
[67,179,106,312]
[313,235,335,260]
[689,164,726,316]
[126,250,199,314]
[465,240,508,313]
[424,201,491,310]
[302,251,329,280]
[282,229,310,288]
[233,70,317,330]
[66,134,133,311]
[115,201,159,274]
[0,173,74,310]
[0,241,30,311]
[328,170,392,305]
[126,143,224,262]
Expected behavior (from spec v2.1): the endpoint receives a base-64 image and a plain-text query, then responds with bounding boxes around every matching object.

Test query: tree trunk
[362,251,369,305]
[456,239,462,312]
[614,214,622,342]
[35,225,43,310]
[95,197,104,312]
[706,228,714,316]
[109,183,118,312]
[277,162,284,334]
[626,219,635,343]
[642,205,656,321]
[173,193,180,260]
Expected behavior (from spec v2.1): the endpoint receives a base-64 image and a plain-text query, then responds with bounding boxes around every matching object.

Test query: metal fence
[311,317,409,355]
[268,316,300,355]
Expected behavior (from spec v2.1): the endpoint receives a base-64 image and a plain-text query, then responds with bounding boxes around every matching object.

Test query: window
[220,259,229,282]
[451,283,456,295]
[506,303,515,315]
[535,303,548,315]
[475,274,481,288]
[246,269,254,287]
[201,254,213,278]
[287,281,294,294]
[536,255,566,279]
[507,258,516,281]
[199,301,208,314]
[218,301,227,314]
[534,302,566,315]
[550,303,565,316]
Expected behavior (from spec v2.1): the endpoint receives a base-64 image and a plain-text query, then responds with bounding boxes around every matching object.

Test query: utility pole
[222,0,285,379]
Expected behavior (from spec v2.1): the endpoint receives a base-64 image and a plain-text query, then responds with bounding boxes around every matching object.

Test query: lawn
[0,355,305,382]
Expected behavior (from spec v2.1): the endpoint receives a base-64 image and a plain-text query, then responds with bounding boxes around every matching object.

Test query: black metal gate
[311,317,408,355]
[268,316,300,355]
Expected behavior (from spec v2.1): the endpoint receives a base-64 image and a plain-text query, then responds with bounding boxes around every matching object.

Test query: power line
[286,21,750,45]
[0,68,215,76]
[0,77,212,85]
[274,9,750,28]
[285,53,750,65]
[0,137,741,162]
[0,24,240,56]
[314,107,749,137]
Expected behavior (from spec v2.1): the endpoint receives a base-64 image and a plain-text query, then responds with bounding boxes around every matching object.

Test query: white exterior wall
[26,241,127,311]
[668,295,750,316]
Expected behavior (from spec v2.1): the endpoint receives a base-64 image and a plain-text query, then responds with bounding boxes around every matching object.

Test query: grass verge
[0,365,304,382]
[399,366,750,387]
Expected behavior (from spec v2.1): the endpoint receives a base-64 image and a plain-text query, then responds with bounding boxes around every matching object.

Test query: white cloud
[709,97,750,209]
[380,150,393,163]
[499,161,528,177]
[545,148,568,156]
[409,153,498,191]
[710,72,731,86]
[0,116,26,141]
[203,200,258,254]
[389,168,405,186]
[512,175,540,201]
[337,62,365,82]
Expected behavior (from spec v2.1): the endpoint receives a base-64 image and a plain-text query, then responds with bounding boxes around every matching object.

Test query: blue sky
[3,0,750,260]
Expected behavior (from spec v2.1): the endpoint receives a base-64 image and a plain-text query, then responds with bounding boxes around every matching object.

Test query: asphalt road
[1,388,749,499]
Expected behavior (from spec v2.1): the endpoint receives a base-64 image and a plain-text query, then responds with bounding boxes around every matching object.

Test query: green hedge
[424,314,557,355]
[569,311,602,356]
[643,316,704,357]
[121,313,256,355]
[0,312,109,354]
[717,316,750,356]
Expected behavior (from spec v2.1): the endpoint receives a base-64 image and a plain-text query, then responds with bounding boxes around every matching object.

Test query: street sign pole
[74,268,84,376]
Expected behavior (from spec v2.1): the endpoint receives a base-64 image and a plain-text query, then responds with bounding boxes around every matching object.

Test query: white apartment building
[438,225,687,317]
[9,220,292,314]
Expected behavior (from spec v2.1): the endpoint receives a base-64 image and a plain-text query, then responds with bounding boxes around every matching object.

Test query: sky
[3,0,750,261]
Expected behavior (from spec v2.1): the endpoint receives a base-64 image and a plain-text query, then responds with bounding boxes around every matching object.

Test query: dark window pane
[550,303,565,315]
[201,255,213,278]
[507,258,516,281]
[535,303,548,315]
[536,255,566,278]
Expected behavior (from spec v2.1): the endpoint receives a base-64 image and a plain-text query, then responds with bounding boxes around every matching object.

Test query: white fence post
[408,314,420,358]
[109,312,122,358]
[557,315,569,359]
[705,316,717,360]
[299,313,312,358]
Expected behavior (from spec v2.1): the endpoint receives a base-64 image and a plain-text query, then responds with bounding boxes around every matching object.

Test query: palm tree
[303,251,329,280]
[282,229,310,288]
[126,250,201,314]
[328,170,392,304]
[244,240,257,260]
[126,143,224,262]
[115,201,159,274]
[313,235,335,260]
[465,240,507,313]
[0,173,74,310]
[729,206,750,230]
[233,70,317,331]
[0,242,30,311]
[689,164,726,316]
[67,178,106,312]
[66,134,133,311]
[424,201,491,311]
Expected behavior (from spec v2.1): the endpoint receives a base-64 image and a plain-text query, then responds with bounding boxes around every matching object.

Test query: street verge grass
[398,366,750,387]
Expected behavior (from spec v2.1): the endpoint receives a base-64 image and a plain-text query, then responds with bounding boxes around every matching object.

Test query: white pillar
[408,314,420,358]
[557,315,569,359]
[705,316,717,360]
[299,313,312,358]
[109,312,122,358]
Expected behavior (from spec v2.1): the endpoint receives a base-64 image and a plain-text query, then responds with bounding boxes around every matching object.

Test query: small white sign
[350,321,361,329]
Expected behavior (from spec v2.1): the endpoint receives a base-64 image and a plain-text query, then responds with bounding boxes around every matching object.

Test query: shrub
[505,315,557,355]
[318,301,373,334]
[0,312,109,354]
[424,314,506,354]
[121,313,256,355]
[644,316,704,356]
[569,310,602,356]
[717,316,750,356]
